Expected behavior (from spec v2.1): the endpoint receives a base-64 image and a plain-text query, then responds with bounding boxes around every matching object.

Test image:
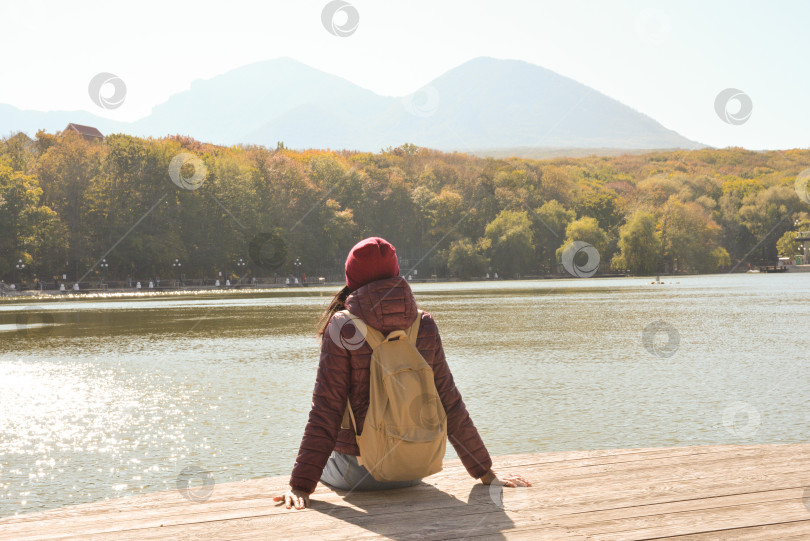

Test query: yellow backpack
[340,309,447,482]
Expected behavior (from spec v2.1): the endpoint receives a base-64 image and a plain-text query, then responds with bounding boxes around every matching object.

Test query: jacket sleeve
[289,312,353,493]
[419,312,492,479]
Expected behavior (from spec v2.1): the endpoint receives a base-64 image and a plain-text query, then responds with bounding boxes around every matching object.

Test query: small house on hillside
[63,123,104,143]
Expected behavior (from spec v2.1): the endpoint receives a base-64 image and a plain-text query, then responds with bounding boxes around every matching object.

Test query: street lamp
[172,258,182,287]
[236,258,246,285]
[14,259,25,287]
[294,257,302,284]
[99,258,109,289]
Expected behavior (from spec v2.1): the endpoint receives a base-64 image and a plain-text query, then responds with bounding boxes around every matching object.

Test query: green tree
[739,185,802,263]
[447,238,489,279]
[611,211,661,275]
[775,220,810,258]
[574,190,622,231]
[556,216,609,263]
[0,163,65,280]
[659,197,727,273]
[531,200,575,273]
[484,210,534,277]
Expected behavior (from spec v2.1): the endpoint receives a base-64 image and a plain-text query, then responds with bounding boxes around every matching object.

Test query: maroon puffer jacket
[289,276,492,493]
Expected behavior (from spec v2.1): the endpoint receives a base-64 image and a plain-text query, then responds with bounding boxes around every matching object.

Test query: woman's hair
[317,285,352,336]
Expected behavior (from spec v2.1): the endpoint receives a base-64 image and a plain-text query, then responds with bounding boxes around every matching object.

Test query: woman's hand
[273,488,311,510]
[479,469,531,487]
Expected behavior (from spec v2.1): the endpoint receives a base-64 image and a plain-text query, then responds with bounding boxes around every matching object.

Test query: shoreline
[0,272,734,303]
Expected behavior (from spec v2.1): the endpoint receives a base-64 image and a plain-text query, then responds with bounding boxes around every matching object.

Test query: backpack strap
[337,309,376,433]
[343,398,359,434]
[341,401,351,430]
[338,310,383,349]
[407,310,422,345]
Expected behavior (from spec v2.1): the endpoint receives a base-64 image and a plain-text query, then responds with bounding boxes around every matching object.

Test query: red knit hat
[345,237,400,291]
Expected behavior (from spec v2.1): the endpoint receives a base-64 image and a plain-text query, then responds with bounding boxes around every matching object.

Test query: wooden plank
[551,488,804,525]
[3,447,736,532]
[0,444,783,527]
[655,519,810,540]
[557,498,810,540]
[1,444,809,541]
[101,507,566,541]
[511,449,810,515]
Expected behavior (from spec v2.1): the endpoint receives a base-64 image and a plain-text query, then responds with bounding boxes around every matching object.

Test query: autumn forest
[2,130,810,286]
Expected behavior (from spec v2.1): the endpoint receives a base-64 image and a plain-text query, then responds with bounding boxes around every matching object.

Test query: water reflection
[1,275,808,516]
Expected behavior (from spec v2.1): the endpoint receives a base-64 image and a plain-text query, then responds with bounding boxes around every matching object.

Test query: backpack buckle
[385,330,407,342]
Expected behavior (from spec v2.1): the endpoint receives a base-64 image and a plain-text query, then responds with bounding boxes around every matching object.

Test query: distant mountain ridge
[0,57,704,152]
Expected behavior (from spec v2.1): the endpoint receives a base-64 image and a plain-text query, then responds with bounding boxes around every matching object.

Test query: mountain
[0,104,122,138]
[0,57,703,152]
[389,57,700,150]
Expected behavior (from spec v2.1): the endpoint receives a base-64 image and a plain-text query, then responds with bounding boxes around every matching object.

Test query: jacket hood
[344,276,418,334]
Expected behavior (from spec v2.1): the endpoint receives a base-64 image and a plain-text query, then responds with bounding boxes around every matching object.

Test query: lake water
[1,274,808,516]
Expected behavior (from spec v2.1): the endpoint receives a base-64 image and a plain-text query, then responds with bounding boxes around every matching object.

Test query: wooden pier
[2,444,809,540]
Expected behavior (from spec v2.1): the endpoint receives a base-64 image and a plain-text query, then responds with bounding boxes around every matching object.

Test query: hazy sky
[0,0,807,149]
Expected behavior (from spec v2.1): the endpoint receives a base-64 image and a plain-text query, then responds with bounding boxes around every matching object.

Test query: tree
[484,210,534,277]
[430,189,465,240]
[611,211,661,275]
[659,197,727,273]
[531,200,575,272]
[447,238,489,279]
[0,163,66,279]
[540,165,574,204]
[739,185,802,263]
[3,131,810,285]
[35,131,103,279]
[574,190,622,232]
[0,132,38,173]
[556,216,610,263]
[775,220,810,258]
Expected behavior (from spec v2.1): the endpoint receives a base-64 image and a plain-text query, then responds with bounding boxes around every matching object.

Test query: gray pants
[320,451,421,491]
